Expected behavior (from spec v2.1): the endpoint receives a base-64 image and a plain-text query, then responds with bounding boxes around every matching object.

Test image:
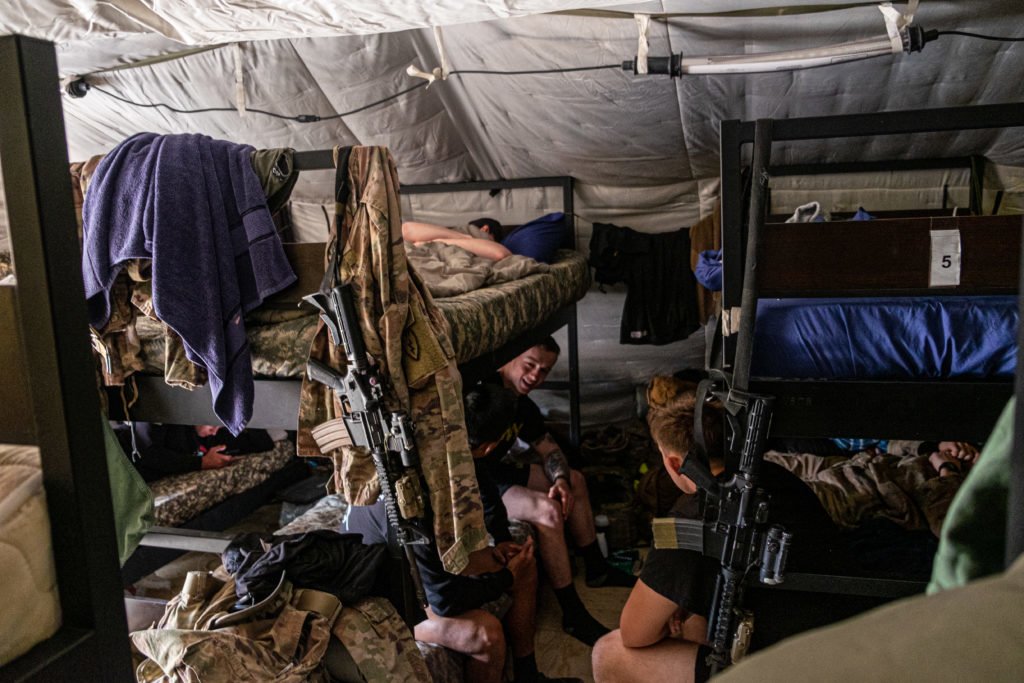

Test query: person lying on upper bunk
[466,338,636,647]
[591,375,846,683]
[403,212,567,264]
[402,219,513,261]
[111,421,276,483]
[344,382,581,683]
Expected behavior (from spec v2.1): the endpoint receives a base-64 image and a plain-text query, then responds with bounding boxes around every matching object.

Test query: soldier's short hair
[464,382,518,447]
[537,336,560,356]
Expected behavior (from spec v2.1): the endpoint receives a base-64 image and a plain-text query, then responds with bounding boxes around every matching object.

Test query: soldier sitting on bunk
[111,422,275,483]
[343,382,581,683]
[465,338,637,648]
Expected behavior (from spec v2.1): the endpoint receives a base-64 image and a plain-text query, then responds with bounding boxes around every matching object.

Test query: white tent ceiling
[2,0,1022,232]
[2,1,1023,419]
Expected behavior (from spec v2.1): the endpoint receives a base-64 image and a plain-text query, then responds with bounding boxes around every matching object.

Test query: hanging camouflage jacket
[297,145,487,575]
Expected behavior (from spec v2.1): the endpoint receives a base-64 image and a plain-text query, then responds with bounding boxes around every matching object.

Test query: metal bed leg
[730,119,774,397]
[567,302,581,448]
[1009,216,1024,567]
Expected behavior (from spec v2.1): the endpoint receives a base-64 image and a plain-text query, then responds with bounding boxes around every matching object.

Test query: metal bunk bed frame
[721,103,1024,443]
[113,171,583,447]
[0,35,133,680]
[715,102,1024,609]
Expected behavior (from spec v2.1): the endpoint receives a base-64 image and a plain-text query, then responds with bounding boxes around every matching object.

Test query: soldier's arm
[532,432,570,484]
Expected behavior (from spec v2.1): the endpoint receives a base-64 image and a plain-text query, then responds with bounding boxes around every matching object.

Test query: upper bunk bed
[719,103,1024,443]
[712,102,1024,609]
[106,171,588,447]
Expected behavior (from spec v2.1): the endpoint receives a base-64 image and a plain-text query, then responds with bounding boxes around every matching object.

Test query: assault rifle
[304,283,431,608]
[653,387,790,674]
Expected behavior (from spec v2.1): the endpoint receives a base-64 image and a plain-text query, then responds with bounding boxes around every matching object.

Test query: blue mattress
[750,296,1018,379]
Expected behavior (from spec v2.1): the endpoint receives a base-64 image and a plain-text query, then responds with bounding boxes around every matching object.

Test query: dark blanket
[223,530,387,606]
[589,222,700,345]
[82,133,296,434]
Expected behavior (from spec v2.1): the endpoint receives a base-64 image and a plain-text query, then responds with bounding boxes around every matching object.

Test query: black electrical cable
[90,81,429,123]
[84,63,619,121]
[933,30,1024,43]
[450,64,620,75]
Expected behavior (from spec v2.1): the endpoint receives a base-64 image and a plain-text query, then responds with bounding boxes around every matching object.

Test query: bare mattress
[135,249,590,377]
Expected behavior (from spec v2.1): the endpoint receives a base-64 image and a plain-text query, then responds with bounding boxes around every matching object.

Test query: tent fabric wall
[1,0,1022,423]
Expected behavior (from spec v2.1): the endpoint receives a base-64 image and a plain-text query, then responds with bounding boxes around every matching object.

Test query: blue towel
[82,133,296,434]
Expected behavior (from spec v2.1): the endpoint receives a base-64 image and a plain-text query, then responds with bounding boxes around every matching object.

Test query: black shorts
[694,644,713,682]
[490,459,532,496]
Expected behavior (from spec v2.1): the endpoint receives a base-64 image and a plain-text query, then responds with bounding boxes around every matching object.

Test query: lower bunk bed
[121,440,308,585]
[708,104,1024,668]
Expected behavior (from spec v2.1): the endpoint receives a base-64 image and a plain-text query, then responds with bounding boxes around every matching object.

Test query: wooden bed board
[758,214,1022,296]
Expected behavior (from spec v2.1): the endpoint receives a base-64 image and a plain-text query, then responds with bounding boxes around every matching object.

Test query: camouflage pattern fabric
[765,449,962,537]
[135,311,319,378]
[265,489,439,683]
[339,446,381,507]
[133,570,333,683]
[90,270,146,385]
[333,598,432,683]
[68,155,104,239]
[297,145,487,576]
[74,149,300,390]
[432,249,589,364]
[148,441,294,527]
[133,250,588,377]
[274,494,348,536]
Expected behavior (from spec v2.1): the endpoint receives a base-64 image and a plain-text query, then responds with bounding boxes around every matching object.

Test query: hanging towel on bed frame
[82,133,297,435]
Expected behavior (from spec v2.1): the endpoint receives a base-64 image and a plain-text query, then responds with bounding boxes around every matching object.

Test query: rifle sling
[321,146,354,294]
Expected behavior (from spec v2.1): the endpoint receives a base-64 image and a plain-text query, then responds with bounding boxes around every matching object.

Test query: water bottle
[594,514,610,558]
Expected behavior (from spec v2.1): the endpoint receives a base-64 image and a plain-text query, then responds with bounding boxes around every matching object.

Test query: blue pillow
[501,212,566,263]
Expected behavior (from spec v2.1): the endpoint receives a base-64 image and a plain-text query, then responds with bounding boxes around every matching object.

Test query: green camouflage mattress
[136,249,590,376]
[148,441,294,527]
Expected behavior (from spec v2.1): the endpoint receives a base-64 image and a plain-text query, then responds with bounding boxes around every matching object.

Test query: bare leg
[413,608,506,683]
[562,468,597,547]
[592,630,701,683]
[503,549,539,658]
[503,480,573,588]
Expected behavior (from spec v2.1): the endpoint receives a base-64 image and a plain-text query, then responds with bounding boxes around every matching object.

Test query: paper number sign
[929,229,961,287]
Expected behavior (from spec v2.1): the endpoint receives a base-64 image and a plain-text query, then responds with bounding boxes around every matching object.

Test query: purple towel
[82,133,296,434]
